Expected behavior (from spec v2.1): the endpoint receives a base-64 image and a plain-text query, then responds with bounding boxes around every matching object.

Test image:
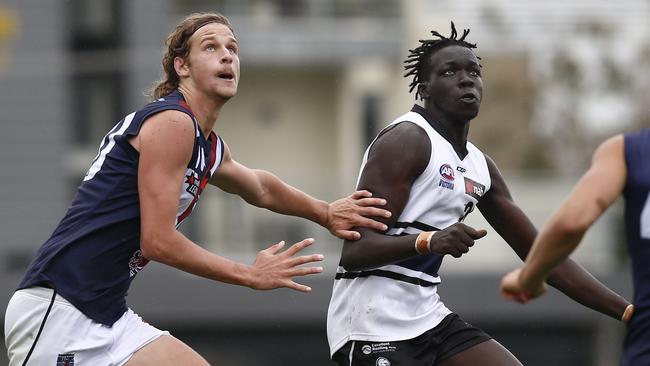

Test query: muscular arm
[339,123,429,270]
[209,142,390,240]
[339,123,485,270]
[517,136,627,297]
[478,152,629,320]
[134,110,322,292]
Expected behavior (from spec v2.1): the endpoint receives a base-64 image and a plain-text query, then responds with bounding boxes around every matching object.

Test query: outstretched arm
[209,141,391,240]
[478,150,630,321]
[500,136,630,312]
[133,110,322,292]
[340,122,486,271]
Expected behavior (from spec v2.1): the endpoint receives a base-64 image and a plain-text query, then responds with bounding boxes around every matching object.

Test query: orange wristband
[622,304,634,323]
[415,232,434,254]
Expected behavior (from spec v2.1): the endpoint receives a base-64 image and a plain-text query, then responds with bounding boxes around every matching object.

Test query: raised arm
[340,122,485,270]
[478,152,630,320]
[133,110,322,292]
[209,141,391,240]
[501,136,628,308]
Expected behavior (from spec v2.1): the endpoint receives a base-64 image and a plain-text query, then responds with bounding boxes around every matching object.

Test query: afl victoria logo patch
[439,164,455,181]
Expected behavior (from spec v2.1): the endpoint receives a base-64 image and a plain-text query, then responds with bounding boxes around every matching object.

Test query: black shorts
[332,313,491,366]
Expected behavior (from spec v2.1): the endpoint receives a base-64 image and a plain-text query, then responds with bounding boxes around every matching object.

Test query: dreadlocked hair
[404,22,479,100]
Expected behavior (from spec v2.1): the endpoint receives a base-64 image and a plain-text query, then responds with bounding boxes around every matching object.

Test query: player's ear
[174,56,190,78]
[418,82,430,100]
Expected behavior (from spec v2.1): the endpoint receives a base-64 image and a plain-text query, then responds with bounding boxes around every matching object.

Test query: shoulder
[129,109,195,153]
[372,121,430,154]
[142,110,195,132]
[137,92,194,120]
[150,108,193,122]
[593,134,624,162]
[380,120,428,139]
[480,153,509,199]
[598,134,624,151]
[371,122,430,165]
[482,153,500,176]
[363,121,431,181]
[138,110,196,151]
[592,134,625,171]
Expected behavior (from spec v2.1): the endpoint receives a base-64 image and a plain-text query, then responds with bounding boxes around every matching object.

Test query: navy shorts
[332,313,491,366]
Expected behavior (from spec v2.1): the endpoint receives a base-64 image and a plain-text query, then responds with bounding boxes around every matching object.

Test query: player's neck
[177,86,225,137]
[423,105,470,146]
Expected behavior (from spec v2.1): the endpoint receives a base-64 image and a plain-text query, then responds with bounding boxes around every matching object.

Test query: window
[68,0,121,50]
[71,73,124,147]
[67,0,124,147]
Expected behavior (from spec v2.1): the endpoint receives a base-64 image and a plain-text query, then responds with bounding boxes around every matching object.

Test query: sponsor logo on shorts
[376,357,391,366]
[56,353,74,366]
[364,342,396,354]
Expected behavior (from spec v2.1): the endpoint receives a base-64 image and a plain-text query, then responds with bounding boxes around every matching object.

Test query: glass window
[67,0,124,147]
[67,0,122,50]
[70,73,124,147]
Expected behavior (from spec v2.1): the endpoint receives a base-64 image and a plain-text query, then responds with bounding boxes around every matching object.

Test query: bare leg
[437,339,522,366]
[124,335,211,366]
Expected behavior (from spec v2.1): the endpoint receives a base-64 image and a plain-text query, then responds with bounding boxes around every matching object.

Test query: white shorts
[4,287,169,366]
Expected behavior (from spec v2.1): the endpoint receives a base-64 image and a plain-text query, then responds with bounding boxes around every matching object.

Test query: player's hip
[5,287,168,366]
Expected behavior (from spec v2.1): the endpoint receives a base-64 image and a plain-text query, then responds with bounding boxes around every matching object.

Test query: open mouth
[459,93,477,103]
[218,71,234,81]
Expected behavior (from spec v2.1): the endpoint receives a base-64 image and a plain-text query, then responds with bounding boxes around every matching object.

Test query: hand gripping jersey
[622,128,650,366]
[18,90,224,326]
[327,105,491,355]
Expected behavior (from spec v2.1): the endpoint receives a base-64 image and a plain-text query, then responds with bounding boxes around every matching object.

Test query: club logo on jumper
[362,345,372,354]
[128,250,150,277]
[464,177,486,199]
[184,170,200,196]
[56,353,74,366]
[376,357,391,366]
[439,163,455,190]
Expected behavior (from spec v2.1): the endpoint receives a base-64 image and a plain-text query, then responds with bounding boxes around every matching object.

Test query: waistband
[15,286,73,308]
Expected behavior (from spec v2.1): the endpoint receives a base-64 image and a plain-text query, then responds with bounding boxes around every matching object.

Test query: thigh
[436,339,522,366]
[124,335,210,366]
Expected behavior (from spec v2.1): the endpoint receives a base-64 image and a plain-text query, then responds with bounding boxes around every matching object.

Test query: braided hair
[404,22,479,99]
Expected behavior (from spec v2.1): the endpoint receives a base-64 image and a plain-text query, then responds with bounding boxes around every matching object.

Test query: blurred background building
[1,0,648,365]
